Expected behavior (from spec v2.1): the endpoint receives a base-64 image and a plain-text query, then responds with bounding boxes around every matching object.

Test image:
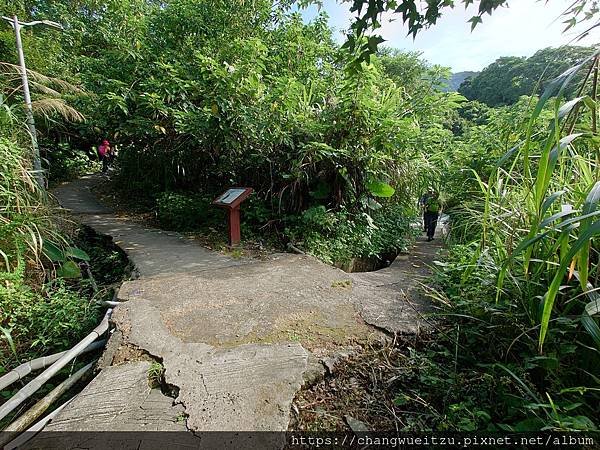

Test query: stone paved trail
[38,174,441,446]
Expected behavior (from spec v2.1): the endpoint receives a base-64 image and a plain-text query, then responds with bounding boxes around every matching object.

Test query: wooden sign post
[213,187,253,246]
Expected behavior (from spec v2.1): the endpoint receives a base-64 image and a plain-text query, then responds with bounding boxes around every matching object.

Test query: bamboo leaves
[581,288,600,350]
[491,56,600,353]
[540,217,600,351]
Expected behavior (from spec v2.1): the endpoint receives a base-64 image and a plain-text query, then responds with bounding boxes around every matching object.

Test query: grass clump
[427,244,599,431]
[0,275,101,367]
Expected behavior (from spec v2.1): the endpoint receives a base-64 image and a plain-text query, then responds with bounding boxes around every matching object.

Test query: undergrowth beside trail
[0,135,129,423]
[0,225,130,430]
[152,190,416,268]
[293,290,598,433]
[0,225,130,372]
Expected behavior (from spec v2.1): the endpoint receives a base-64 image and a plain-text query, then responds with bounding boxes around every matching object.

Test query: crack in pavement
[48,174,436,436]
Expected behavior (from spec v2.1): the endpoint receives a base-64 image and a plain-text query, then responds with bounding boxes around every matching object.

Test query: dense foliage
[0,0,466,266]
[424,52,600,430]
[0,135,102,369]
[0,54,121,376]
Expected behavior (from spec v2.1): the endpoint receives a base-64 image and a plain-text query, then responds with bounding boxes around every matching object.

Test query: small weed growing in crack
[228,248,244,259]
[148,362,165,388]
[287,331,301,342]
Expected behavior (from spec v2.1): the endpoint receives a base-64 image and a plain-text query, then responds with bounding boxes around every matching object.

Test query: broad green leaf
[65,247,90,261]
[56,260,82,279]
[582,95,596,111]
[366,181,395,198]
[496,141,523,168]
[43,240,65,262]
[539,210,573,228]
[580,286,600,350]
[514,417,545,431]
[525,356,558,370]
[533,50,599,119]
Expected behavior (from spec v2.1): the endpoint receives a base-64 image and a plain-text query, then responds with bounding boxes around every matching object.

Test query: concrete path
[53,175,243,277]
[45,174,438,439]
[351,236,443,334]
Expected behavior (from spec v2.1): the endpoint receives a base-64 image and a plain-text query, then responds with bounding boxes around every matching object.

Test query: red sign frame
[213,187,253,246]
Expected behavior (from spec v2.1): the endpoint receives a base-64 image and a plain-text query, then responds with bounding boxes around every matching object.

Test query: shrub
[0,139,109,372]
[419,244,600,431]
[156,191,217,231]
[287,204,414,265]
[46,142,99,183]
[0,274,101,368]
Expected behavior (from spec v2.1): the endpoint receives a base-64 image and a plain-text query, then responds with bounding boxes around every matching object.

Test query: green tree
[459,46,597,106]
[458,56,526,106]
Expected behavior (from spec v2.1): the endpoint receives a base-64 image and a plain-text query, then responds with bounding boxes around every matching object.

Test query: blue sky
[301,0,599,72]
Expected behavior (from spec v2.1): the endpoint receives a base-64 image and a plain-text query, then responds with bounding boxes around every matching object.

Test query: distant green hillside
[458,46,597,106]
[444,71,479,92]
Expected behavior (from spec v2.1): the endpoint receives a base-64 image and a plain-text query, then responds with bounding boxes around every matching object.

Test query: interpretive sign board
[214,189,248,206]
[213,188,253,209]
[212,187,253,246]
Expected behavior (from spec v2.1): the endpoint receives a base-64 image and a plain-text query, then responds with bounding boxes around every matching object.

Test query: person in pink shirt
[98,139,111,173]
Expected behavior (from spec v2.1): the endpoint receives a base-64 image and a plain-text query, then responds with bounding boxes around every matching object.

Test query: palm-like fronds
[0,137,55,273]
[30,98,84,123]
[0,62,85,123]
[0,62,83,94]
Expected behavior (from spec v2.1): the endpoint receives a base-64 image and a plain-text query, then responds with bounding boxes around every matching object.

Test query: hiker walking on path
[424,191,441,242]
[419,189,434,232]
[98,139,112,173]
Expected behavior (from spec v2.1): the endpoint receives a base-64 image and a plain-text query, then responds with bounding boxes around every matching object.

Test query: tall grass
[0,62,88,277]
[0,137,53,276]
[427,54,600,430]
[0,70,93,367]
[462,53,600,354]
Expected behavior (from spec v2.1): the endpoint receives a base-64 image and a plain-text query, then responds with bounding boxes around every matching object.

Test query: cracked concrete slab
[118,254,376,350]
[350,237,442,334]
[111,301,308,431]
[48,174,437,437]
[42,361,185,432]
[108,252,434,432]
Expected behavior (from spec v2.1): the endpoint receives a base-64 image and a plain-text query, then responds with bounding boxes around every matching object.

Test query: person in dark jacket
[424,191,441,242]
[419,189,434,232]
